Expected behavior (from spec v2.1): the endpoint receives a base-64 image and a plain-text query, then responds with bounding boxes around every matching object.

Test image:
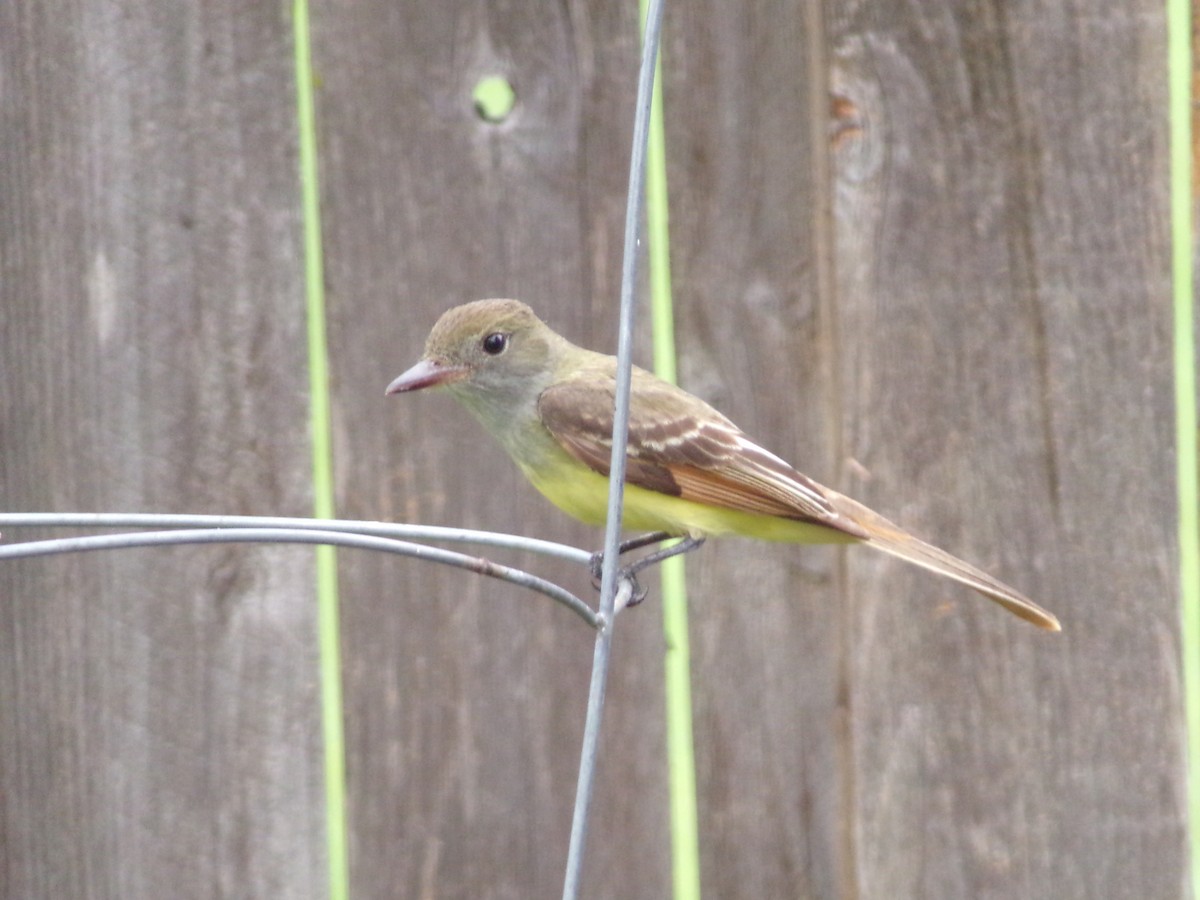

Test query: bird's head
[386,299,566,407]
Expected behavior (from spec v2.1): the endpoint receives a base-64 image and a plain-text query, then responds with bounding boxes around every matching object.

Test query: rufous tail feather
[828,491,1061,631]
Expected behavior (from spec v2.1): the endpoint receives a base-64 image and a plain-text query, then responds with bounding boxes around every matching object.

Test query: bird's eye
[481,332,508,355]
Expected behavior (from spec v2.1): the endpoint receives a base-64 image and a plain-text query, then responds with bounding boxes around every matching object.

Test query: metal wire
[561,0,666,895]
[0,512,592,564]
[0,526,599,628]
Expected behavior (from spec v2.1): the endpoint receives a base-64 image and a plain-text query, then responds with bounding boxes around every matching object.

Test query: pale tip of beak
[385,359,466,395]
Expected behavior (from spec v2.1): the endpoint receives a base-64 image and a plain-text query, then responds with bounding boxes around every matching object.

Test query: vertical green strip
[639,2,702,897]
[293,3,350,900]
[1169,0,1200,893]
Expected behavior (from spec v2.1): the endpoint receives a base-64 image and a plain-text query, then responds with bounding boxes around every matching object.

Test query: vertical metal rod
[561,0,666,896]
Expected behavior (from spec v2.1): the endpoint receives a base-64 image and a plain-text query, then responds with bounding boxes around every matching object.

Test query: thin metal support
[561,0,666,895]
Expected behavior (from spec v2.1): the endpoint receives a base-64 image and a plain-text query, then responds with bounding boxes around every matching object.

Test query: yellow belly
[519,457,854,545]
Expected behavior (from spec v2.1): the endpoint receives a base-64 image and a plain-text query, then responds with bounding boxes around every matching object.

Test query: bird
[386,298,1060,631]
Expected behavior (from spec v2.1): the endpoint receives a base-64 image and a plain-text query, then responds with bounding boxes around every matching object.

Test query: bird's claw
[588,550,605,589]
[624,573,648,607]
[589,552,649,608]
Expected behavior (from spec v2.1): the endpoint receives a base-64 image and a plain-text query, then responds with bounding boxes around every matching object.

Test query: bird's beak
[385,358,469,395]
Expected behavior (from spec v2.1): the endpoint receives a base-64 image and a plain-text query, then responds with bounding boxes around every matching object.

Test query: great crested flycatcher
[386,298,1059,631]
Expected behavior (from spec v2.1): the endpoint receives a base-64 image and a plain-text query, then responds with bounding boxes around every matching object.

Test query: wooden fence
[0,0,1185,897]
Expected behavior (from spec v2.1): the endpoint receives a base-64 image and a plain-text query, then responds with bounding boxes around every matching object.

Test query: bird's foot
[588,533,705,609]
[588,531,673,587]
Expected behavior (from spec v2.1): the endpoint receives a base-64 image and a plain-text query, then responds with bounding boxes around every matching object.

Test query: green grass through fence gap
[638,1,703,896]
[292,2,351,899]
[1168,0,1200,894]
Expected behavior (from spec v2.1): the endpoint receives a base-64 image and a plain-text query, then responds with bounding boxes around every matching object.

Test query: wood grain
[828,2,1184,897]
[311,1,673,897]
[0,4,324,898]
[661,1,851,897]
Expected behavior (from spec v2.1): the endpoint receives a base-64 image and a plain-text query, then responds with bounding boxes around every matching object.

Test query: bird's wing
[536,369,868,538]
[537,368,1059,630]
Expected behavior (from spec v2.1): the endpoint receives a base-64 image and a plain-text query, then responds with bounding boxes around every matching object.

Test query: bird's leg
[588,531,673,585]
[588,534,706,609]
[621,535,705,582]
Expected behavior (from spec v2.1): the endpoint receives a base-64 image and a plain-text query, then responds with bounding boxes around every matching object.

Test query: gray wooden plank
[310,1,675,896]
[0,3,324,898]
[828,2,1185,897]
[660,1,851,897]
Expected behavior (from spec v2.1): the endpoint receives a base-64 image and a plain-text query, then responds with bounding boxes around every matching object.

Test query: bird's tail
[827,490,1061,632]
